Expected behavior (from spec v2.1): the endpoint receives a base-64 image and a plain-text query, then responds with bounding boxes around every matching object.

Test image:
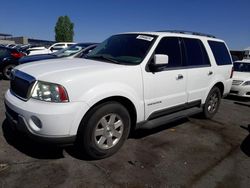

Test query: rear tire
[2,64,15,80]
[76,102,131,159]
[202,87,221,119]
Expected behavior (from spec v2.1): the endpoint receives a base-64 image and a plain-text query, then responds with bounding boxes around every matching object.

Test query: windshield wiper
[86,55,121,64]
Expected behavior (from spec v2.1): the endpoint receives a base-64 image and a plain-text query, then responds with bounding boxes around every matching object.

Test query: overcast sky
[0,0,249,49]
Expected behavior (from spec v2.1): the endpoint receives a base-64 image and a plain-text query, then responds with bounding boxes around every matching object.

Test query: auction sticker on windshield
[136,35,154,41]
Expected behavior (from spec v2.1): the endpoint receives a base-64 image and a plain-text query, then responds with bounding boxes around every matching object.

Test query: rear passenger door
[182,38,214,103]
[143,37,188,120]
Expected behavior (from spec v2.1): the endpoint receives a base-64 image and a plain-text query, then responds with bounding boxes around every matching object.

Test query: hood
[16,58,127,83]
[19,54,56,64]
[233,71,250,81]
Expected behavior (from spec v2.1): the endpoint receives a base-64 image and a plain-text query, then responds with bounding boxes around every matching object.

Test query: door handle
[208,71,213,76]
[176,74,184,80]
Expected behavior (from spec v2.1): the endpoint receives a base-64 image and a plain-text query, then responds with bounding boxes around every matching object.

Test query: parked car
[0,46,25,79]
[27,42,76,55]
[19,43,98,64]
[230,59,250,97]
[5,44,17,48]
[5,31,233,159]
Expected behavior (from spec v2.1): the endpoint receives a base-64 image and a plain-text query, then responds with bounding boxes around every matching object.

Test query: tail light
[230,67,234,78]
[11,52,25,59]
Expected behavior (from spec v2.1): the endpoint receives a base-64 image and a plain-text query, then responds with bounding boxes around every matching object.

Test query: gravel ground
[0,78,250,188]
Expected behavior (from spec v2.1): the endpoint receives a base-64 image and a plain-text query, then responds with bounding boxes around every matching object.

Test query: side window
[154,37,182,68]
[54,44,65,47]
[208,41,232,65]
[183,38,210,66]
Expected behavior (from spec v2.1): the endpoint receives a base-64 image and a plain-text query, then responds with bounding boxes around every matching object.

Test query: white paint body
[5,32,233,139]
[230,60,250,97]
[28,42,76,55]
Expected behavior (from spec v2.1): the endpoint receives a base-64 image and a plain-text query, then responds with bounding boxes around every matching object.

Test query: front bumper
[5,110,76,145]
[230,85,250,98]
[4,90,89,144]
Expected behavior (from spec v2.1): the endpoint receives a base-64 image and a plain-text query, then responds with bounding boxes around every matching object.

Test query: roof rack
[156,30,216,38]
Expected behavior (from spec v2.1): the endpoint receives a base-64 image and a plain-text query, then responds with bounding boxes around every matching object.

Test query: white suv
[5,31,233,159]
[27,42,75,55]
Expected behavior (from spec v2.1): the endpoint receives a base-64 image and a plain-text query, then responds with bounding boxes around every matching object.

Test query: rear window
[208,41,232,65]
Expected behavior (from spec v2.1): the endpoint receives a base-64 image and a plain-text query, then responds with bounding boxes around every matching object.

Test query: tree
[54,16,74,42]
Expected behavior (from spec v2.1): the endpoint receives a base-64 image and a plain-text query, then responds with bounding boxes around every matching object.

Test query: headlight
[31,81,69,102]
[242,81,250,86]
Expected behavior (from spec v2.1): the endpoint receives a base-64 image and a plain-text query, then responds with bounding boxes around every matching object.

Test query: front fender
[80,82,144,122]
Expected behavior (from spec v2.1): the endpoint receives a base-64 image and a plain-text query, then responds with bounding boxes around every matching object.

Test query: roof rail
[156,30,216,38]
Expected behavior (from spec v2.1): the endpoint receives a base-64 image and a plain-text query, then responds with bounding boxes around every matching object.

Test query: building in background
[0,33,15,44]
[244,47,250,59]
[0,33,55,47]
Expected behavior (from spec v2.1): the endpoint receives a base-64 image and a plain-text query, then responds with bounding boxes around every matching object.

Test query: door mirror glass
[154,54,169,65]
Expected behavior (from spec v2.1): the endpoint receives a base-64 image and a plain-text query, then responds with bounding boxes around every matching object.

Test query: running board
[137,107,202,130]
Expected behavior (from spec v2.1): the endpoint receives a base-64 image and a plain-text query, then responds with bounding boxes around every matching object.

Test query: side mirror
[154,54,169,65]
[149,54,169,72]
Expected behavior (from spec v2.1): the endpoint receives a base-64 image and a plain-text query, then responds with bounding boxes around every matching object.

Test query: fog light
[30,116,42,129]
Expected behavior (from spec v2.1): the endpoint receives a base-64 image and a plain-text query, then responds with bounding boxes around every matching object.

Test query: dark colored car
[19,43,98,64]
[0,46,25,79]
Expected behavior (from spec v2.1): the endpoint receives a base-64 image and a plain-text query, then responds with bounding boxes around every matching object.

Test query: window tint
[53,47,64,50]
[155,37,182,67]
[54,44,65,47]
[208,41,232,65]
[233,62,250,72]
[87,34,156,64]
[183,38,210,66]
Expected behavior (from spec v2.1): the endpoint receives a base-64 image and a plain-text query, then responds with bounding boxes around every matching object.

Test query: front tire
[202,87,221,119]
[77,102,131,159]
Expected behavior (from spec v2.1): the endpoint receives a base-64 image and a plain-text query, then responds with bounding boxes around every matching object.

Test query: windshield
[234,62,250,72]
[53,43,90,57]
[86,34,156,64]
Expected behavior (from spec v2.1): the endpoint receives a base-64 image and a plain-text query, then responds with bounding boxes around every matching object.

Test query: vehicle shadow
[240,125,250,157]
[225,95,250,103]
[66,118,190,161]
[2,119,64,159]
[2,117,189,161]
[130,117,189,139]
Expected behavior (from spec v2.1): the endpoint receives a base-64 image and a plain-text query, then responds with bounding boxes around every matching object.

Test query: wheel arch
[76,96,138,136]
[213,82,224,97]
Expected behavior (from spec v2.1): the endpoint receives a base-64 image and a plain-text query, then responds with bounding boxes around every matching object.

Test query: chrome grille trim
[10,70,36,101]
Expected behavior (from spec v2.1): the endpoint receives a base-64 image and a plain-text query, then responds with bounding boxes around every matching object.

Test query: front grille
[230,90,239,94]
[232,80,244,86]
[10,70,36,100]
